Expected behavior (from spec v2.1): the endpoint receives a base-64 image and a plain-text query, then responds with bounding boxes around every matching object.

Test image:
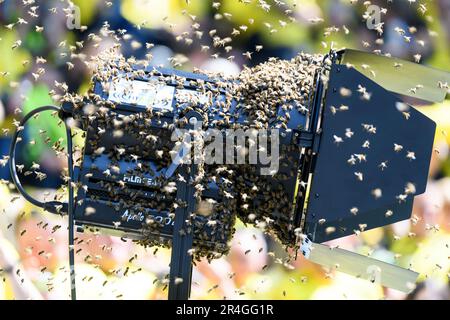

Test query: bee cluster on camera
[64,49,323,261]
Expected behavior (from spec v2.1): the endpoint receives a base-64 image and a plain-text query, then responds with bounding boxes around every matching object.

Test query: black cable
[8,106,62,211]
[8,105,77,300]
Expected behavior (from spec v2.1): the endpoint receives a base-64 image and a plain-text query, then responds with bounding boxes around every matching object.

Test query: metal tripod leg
[168,164,196,300]
[168,111,203,300]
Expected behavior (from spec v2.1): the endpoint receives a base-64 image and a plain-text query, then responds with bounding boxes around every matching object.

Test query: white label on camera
[175,88,210,105]
[108,78,174,111]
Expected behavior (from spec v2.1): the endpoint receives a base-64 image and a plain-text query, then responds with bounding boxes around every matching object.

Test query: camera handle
[9,105,77,300]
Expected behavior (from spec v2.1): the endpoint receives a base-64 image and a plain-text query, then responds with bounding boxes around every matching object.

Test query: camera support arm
[168,164,196,300]
[168,111,203,300]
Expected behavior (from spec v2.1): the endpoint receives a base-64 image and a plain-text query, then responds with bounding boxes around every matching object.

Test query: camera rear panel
[74,69,237,252]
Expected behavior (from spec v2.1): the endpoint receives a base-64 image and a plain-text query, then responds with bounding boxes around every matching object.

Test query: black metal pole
[168,112,202,300]
[168,164,196,300]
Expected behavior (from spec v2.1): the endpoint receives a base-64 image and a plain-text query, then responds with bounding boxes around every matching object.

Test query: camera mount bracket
[168,111,203,300]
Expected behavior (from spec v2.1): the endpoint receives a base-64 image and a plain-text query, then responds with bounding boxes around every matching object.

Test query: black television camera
[9,49,449,299]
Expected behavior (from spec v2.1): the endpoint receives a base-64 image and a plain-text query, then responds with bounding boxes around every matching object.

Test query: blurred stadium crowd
[0,0,449,299]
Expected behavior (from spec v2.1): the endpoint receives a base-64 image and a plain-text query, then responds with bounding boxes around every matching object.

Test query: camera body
[72,69,232,252]
[70,59,313,252]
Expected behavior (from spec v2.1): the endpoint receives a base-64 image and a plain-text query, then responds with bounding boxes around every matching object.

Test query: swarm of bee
[2,0,442,299]
[232,53,324,129]
[58,45,323,261]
